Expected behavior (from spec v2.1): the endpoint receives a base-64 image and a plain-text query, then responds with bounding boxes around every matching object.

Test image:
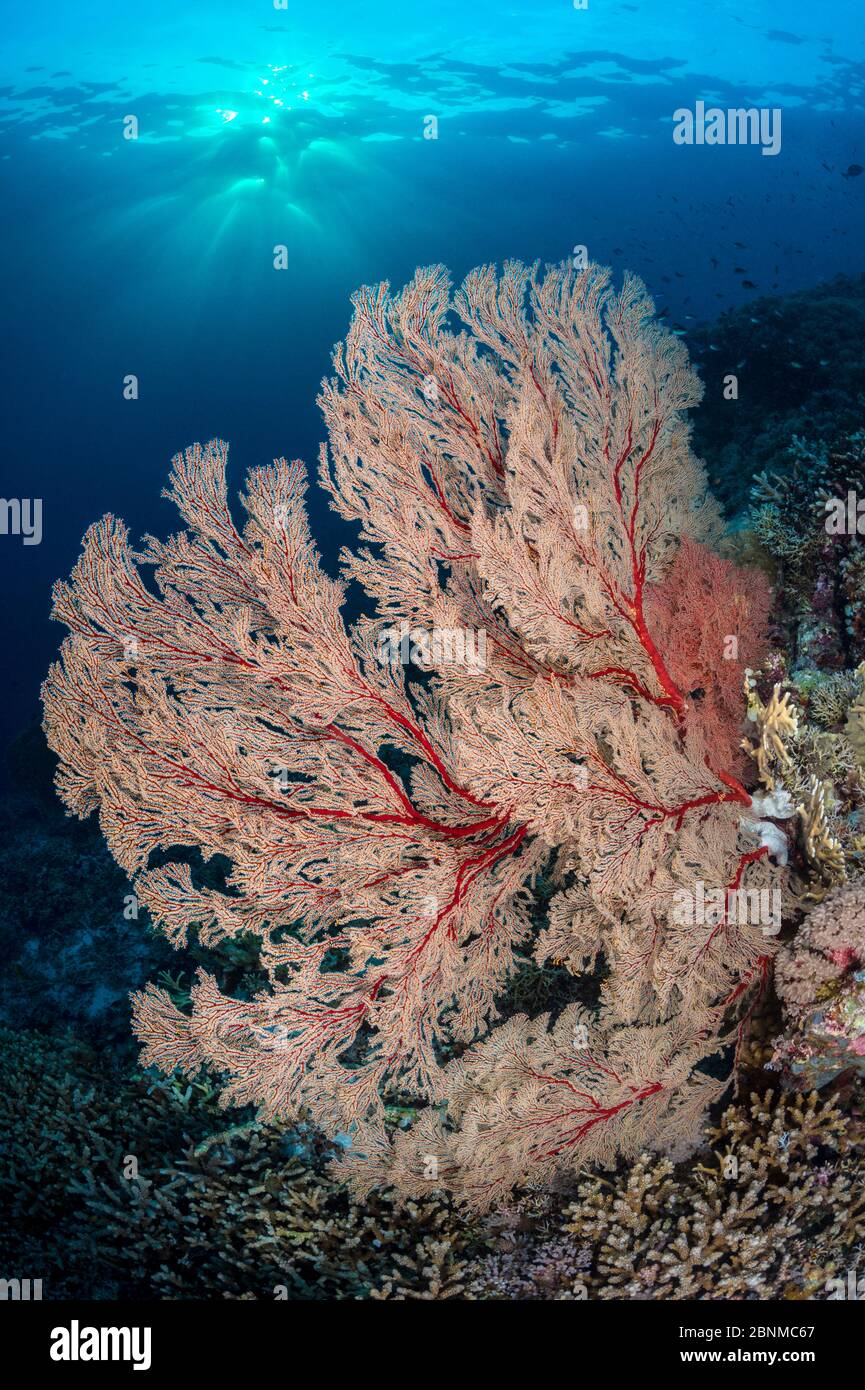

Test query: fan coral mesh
[42,260,779,1206]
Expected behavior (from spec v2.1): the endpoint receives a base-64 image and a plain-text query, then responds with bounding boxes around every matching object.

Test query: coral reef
[741,666,865,901]
[0,1026,484,1300]
[10,261,865,1299]
[773,883,865,1088]
[691,273,865,517]
[558,1088,865,1300]
[744,431,865,675]
[459,1081,865,1300]
[4,1025,862,1302]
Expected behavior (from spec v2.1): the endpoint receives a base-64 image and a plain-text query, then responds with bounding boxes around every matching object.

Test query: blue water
[1,0,863,752]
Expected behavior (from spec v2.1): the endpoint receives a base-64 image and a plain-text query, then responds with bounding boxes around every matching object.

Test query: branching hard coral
[457,1084,865,1300]
[6,1027,863,1301]
[809,670,861,729]
[0,1027,485,1300]
[742,667,865,898]
[42,260,779,1207]
[560,1088,865,1300]
[797,777,848,892]
[845,664,865,765]
[742,677,799,789]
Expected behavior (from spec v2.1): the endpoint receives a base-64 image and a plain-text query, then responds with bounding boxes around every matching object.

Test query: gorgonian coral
[42,261,780,1207]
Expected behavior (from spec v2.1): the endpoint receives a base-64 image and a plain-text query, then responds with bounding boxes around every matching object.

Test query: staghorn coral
[797,777,847,892]
[809,669,861,729]
[844,663,865,765]
[742,676,798,789]
[0,1025,485,1300]
[557,1088,865,1300]
[4,1025,864,1301]
[42,260,780,1208]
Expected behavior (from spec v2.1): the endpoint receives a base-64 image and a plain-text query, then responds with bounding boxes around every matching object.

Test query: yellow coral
[844,663,865,766]
[797,776,847,895]
[742,676,799,789]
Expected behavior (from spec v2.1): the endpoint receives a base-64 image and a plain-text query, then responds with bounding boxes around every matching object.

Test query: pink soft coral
[645,537,771,771]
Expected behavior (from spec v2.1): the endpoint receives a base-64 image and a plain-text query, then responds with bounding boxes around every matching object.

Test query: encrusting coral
[773,882,865,1088]
[42,260,783,1208]
[748,431,865,674]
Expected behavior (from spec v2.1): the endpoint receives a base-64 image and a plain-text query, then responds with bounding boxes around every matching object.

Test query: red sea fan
[644,537,772,773]
[42,261,782,1207]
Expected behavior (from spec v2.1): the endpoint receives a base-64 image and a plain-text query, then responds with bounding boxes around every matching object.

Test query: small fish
[842,164,864,179]
[790,361,803,369]
[741,280,758,289]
